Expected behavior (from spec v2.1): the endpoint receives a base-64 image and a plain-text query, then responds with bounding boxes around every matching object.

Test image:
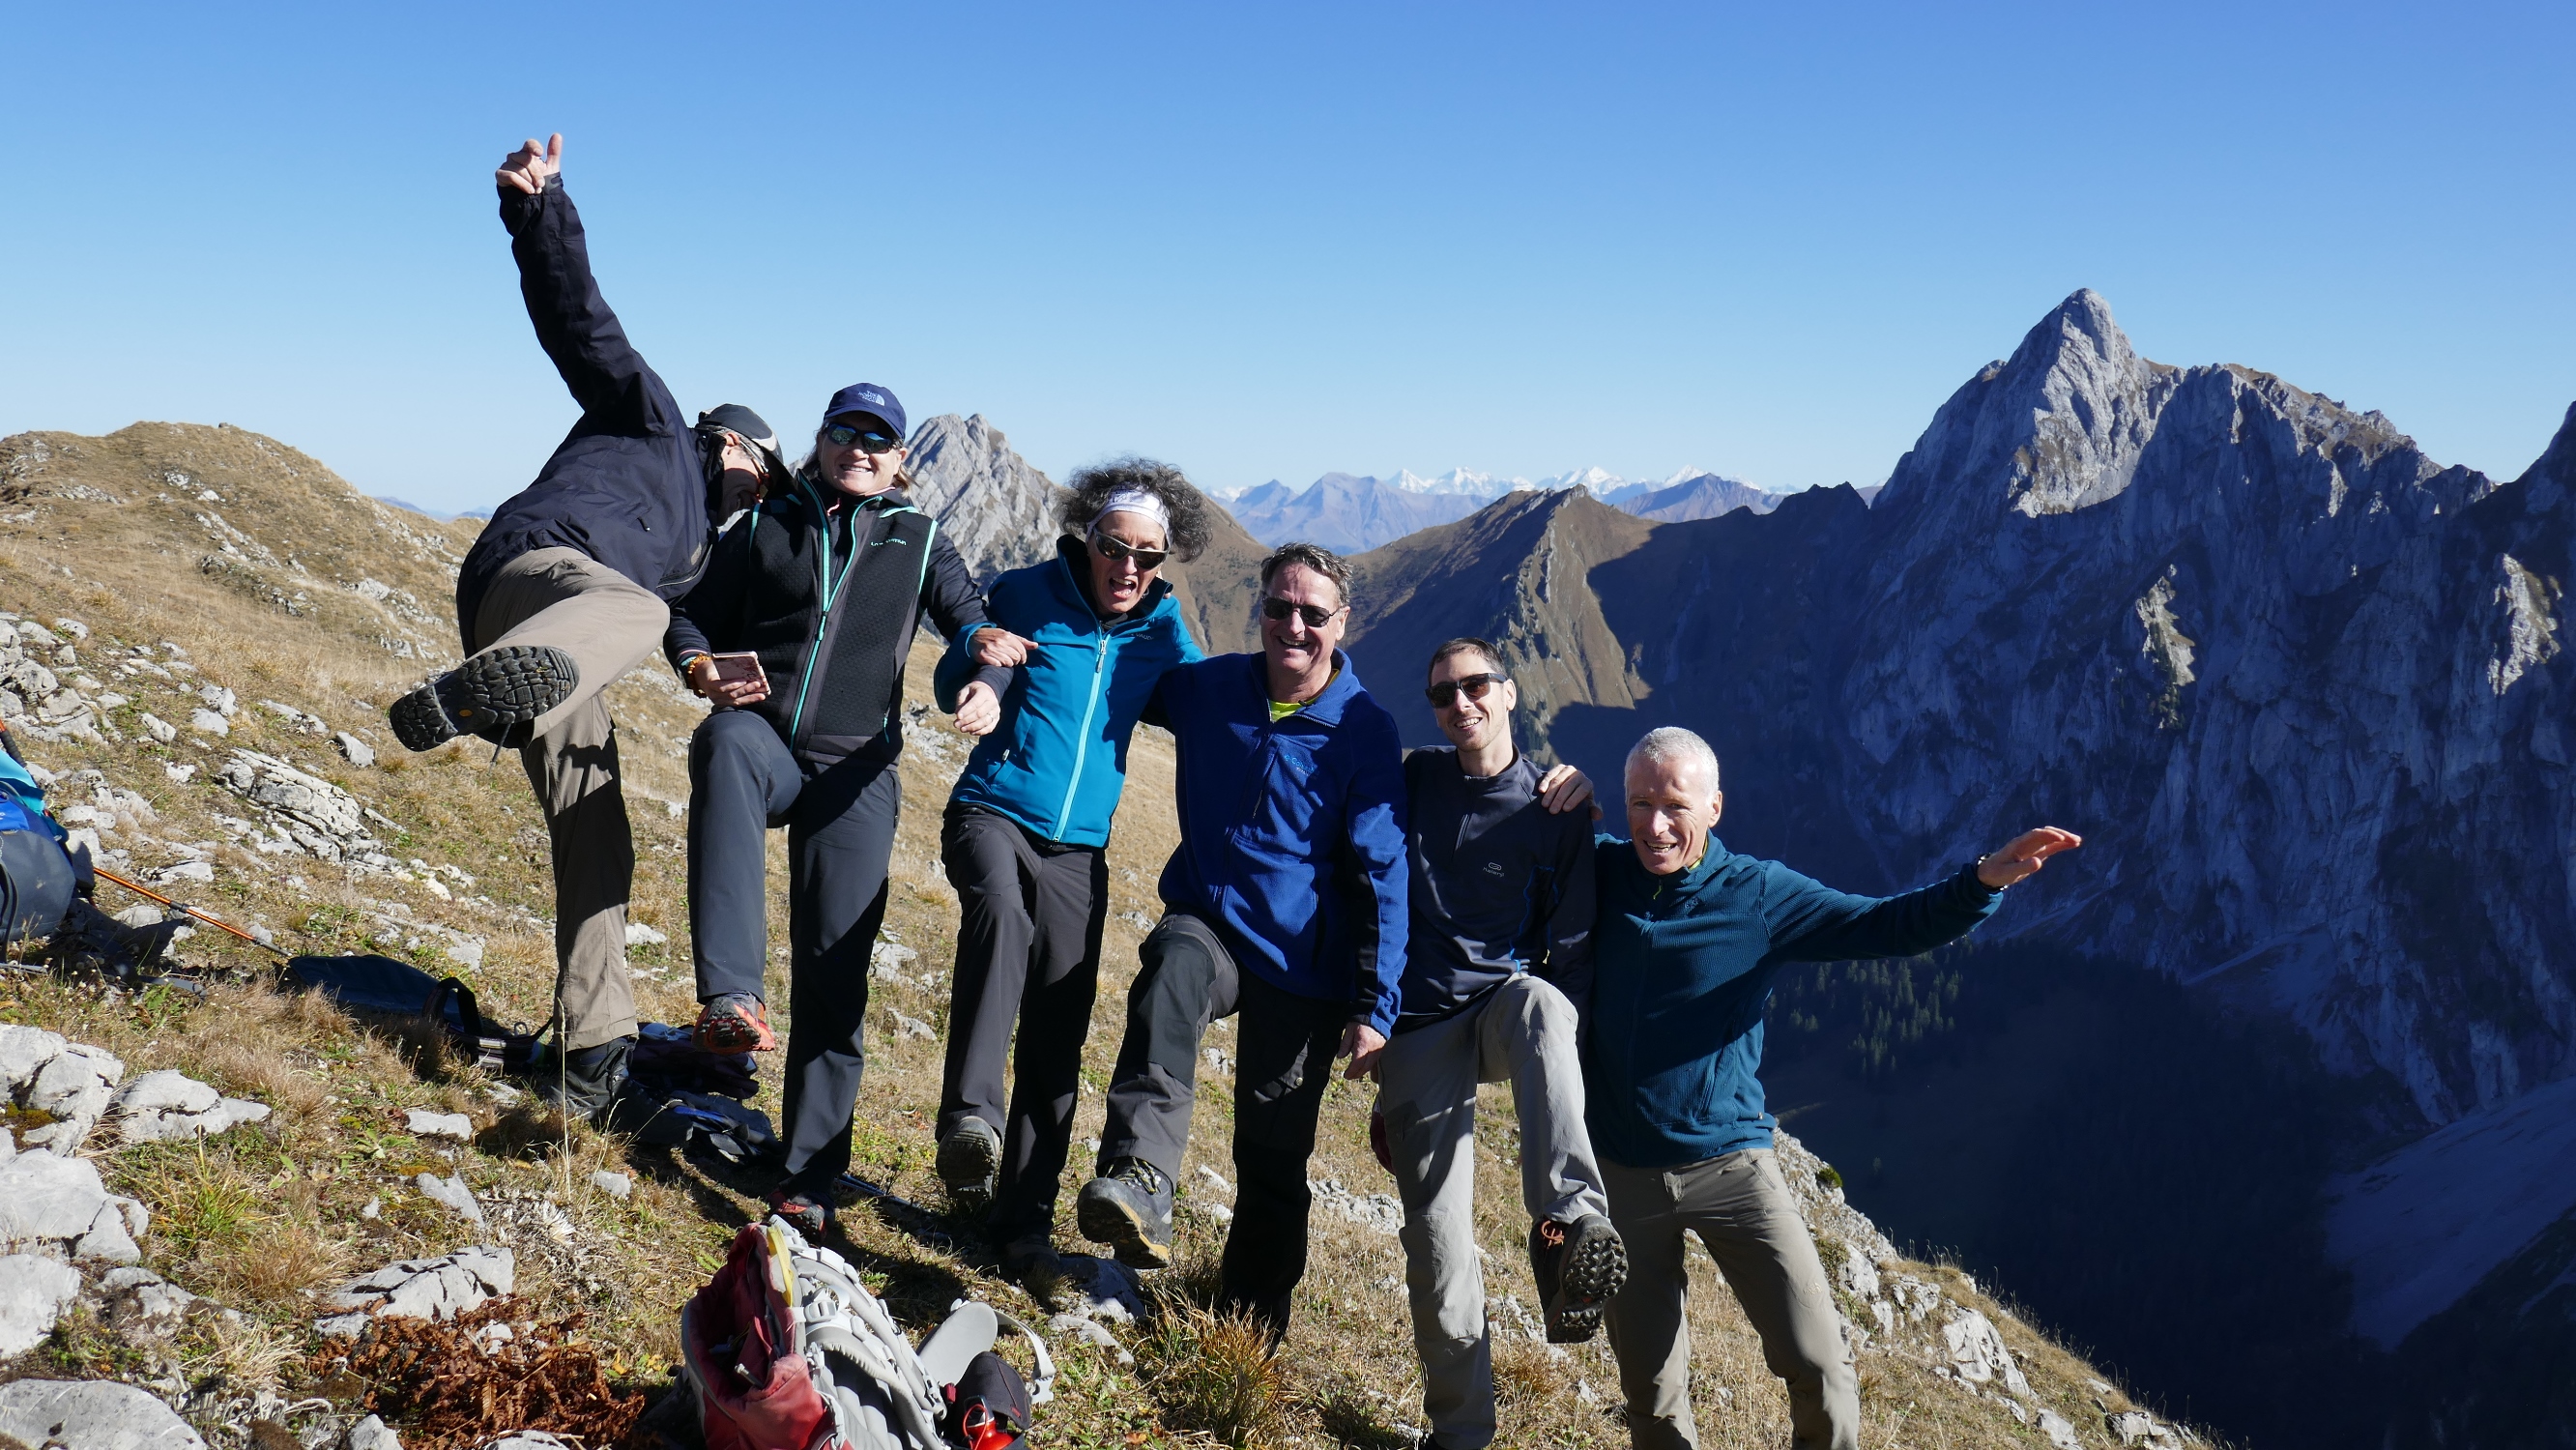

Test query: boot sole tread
[1076,1186,1173,1270]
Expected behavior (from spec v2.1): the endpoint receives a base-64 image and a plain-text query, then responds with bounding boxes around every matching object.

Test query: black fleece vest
[738,491,939,764]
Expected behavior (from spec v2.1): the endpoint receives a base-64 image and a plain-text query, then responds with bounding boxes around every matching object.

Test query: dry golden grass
[0,421,2196,1448]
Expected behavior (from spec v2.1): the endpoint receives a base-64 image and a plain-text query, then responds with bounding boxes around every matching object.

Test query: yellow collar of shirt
[1269,666,1341,721]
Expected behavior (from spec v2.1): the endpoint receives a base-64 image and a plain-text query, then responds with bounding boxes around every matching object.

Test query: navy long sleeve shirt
[1395,749,1595,1031]
[1584,836,2001,1168]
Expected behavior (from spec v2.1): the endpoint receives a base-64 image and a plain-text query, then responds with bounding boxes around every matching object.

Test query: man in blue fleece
[1592,727,2078,1450]
[1076,541,1407,1341]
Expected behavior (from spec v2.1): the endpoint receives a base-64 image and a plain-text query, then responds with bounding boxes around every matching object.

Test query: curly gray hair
[1058,457,1211,564]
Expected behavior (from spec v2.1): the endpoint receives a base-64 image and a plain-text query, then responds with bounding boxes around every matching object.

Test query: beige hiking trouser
[1375,974,1610,1448]
[466,546,669,1052]
[1602,1147,1859,1450]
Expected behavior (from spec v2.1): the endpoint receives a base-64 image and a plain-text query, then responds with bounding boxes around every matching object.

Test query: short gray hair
[1626,727,1721,791]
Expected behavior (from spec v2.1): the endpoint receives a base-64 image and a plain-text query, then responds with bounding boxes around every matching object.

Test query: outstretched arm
[496,133,668,437]
[1772,826,2082,964]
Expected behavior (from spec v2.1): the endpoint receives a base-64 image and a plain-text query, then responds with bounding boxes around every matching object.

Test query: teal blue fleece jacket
[1584,837,2001,1169]
[933,538,1202,847]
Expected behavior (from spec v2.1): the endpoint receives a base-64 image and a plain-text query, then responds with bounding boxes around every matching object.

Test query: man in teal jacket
[1592,726,2078,1450]
[927,461,1208,1275]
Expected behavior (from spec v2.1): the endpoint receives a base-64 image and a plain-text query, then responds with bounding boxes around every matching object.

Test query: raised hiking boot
[389,644,579,751]
[692,993,777,1055]
[1531,1212,1629,1344]
[937,1116,1002,1213]
[1076,1157,1173,1270]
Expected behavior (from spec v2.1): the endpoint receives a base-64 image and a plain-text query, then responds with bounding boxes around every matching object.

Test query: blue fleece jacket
[933,538,1202,847]
[1148,652,1409,1034]
[1585,837,2001,1169]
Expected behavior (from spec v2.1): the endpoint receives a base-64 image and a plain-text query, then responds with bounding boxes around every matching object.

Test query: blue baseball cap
[823,383,907,442]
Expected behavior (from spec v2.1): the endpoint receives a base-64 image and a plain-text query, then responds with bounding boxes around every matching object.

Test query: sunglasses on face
[824,422,902,453]
[1426,673,1507,709]
[1089,531,1170,570]
[1261,595,1346,629]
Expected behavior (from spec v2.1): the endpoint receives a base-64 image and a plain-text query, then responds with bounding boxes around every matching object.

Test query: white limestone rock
[0,1149,151,1262]
[0,1253,82,1356]
[0,1024,67,1093]
[404,1109,473,1141]
[334,732,376,768]
[344,1416,401,1450]
[110,1070,272,1145]
[415,1173,486,1228]
[0,1378,207,1450]
[319,1246,515,1335]
[1942,1306,2034,1398]
[99,1266,201,1341]
[588,1171,632,1201]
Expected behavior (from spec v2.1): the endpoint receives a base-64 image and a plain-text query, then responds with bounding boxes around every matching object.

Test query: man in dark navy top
[1590,726,2078,1450]
[1376,638,1625,1450]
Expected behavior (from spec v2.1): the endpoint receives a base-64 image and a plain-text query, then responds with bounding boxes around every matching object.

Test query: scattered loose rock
[416,1172,486,1228]
[110,1069,271,1145]
[343,1415,401,1450]
[0,1149,151,1263]
[404,1109,474,1141]
[0,1253,82,1356]
[318,1246,515,1336]
[1307,1176,1403,1235]
[587,1172,631,1202]
[1046,1312,1133,1365]
[334,732,376,768]
[0,1378,207,1450]
[98,1265,202,1342]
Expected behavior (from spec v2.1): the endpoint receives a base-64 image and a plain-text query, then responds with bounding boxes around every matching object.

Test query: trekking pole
[89,863,292,960]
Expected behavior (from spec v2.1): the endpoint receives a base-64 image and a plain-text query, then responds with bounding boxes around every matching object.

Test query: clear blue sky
[4,3,2570,512]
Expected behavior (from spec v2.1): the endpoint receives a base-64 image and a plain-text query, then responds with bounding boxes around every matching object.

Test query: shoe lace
[1110,1157,1170,1197]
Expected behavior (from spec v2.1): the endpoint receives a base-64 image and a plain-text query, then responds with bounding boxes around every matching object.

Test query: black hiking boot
[1076,1157,1173,1270]
[938,1116,1002,1213]
[766,1183,838,1239]
[529,1033,634,1124]
[389,644,579,751]
[1531,1212,1628,1344]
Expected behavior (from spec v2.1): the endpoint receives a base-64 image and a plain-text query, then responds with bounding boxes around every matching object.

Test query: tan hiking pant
[1375,974,1609,1448]
[1602,1148,1859,1450]
[467,546,668,1052]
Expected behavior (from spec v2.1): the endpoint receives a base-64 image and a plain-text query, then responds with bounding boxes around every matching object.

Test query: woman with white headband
[927,458,1211,1278]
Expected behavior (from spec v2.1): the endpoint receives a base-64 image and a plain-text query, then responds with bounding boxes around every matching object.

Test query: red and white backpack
[680,1217,1054,1450]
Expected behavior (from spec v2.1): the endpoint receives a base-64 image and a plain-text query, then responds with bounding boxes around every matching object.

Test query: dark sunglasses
[1426,673,1507,709]
[824,422,902,453]
[1089,531,1170,570]
[1261,595,1346,629]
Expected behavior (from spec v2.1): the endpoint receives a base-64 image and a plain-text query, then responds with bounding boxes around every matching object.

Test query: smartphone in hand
[708,652,767,689]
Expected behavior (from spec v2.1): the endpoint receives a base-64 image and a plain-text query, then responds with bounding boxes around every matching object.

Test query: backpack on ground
[680,1217,1053,1450]
[0,727,78,950]
[282,952,539,1074]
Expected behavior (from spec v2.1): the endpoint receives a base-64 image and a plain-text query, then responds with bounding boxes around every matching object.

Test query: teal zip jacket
[1585,836,2001,1169]
[932,537,1202,847]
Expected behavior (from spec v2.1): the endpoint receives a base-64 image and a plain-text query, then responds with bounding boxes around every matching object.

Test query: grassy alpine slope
[0,422,2204,1448]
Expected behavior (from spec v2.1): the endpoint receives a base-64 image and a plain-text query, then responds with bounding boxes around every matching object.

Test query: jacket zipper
[785,485,860,747]
[1051,627,1109,840]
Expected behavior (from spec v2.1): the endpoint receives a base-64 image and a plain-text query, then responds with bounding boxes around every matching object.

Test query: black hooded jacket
[456,175,716,626]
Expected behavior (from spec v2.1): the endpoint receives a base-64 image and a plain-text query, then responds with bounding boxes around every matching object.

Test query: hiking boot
[1076,1157,1173,1270]
[999,1232,1066,1293]
[766,1184,837,1239]
[389,644,579,751]
[692,992,776,1055]
[938,1116,1002,1212]
[529,1033,634,1124]
[1531,1212,1628,1344]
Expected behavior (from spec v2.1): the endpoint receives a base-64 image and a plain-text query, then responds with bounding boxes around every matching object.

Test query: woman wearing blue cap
[663,385,1005,1234]
[922,460,1209,1279]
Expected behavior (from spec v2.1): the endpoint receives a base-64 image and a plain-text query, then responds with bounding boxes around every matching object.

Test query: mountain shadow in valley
[1765,942,2398,1449]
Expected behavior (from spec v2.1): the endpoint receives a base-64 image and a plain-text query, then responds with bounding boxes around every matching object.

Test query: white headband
[1094,487,1172,536]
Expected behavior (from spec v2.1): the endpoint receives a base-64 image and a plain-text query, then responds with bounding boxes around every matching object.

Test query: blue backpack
[0,732,77,948]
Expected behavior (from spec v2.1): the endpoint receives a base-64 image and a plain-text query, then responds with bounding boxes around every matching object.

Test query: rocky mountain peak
[901,414,1068,585]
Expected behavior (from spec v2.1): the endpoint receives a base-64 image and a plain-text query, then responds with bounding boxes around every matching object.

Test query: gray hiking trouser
[1376,974,1608,1448]
[1602,1148,1859,1450]
[466,546,667,1053]
[686,708,901,1191]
